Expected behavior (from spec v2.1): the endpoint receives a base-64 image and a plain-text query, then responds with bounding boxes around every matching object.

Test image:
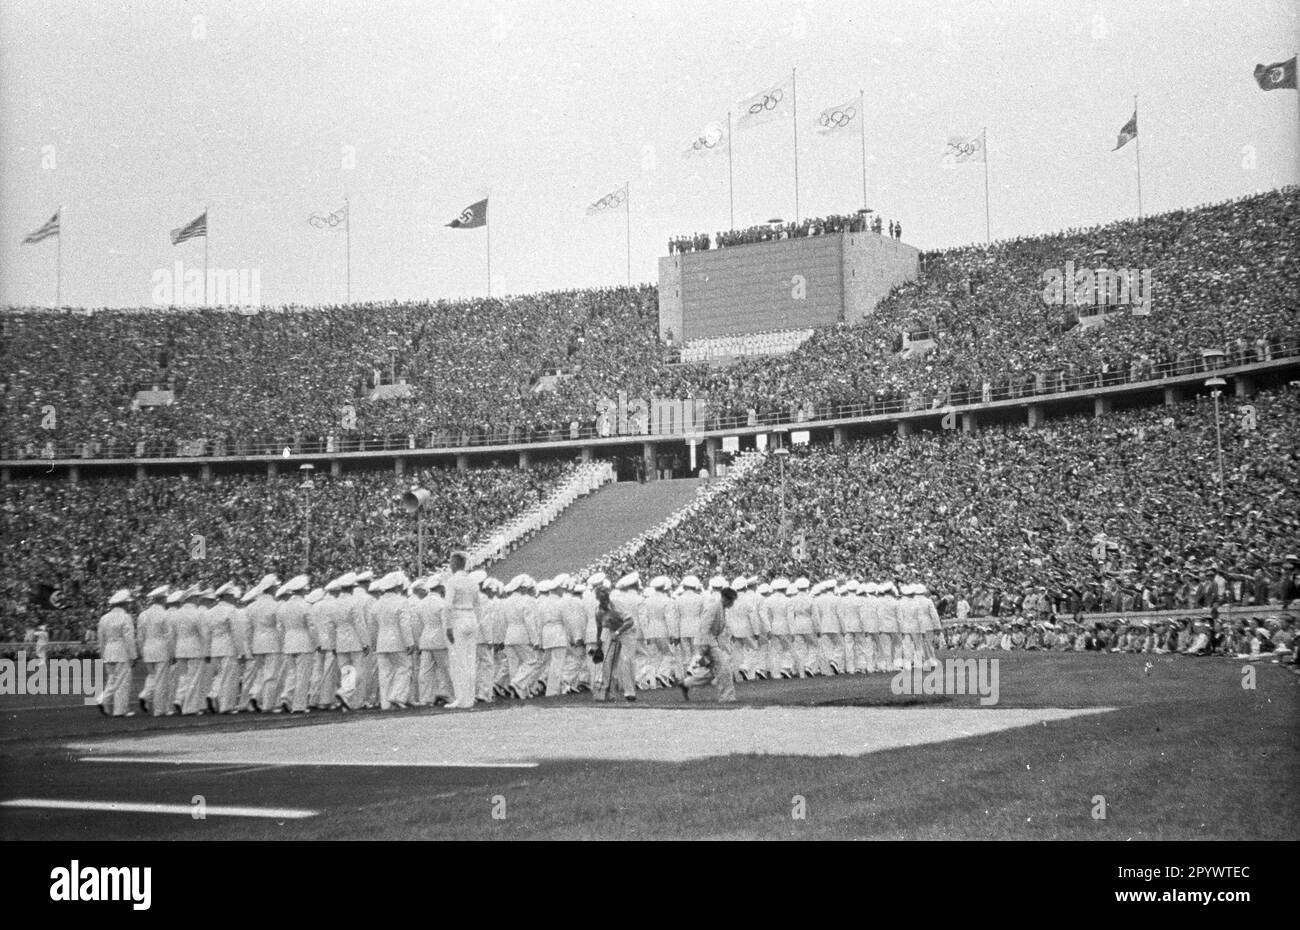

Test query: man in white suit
[97,589,137,717]
[330,573,366,710]
[275,575,316,713]
[414,575,452,706]
[351,570,379,708]
[307,585,338,709]
[372,571,415,709]
[245,574,283,712]
[443,552,482,709]
[136,585,173,716]
[205,582,244,714]
[172,586,209,715]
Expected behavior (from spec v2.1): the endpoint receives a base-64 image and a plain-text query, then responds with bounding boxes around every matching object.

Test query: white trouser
[140,660,174,714]
[334,650,363,706]
[417,648,453,704]
[447,620,478,707]
[475,644,498,701]
[208,655,241,712]
[173,658,205,714]
[540,646,566,697]
[278,652,314,711]
[561,644,589,693]
[376,651,411,709]
[310,651,339,707]
[818,634,845,673]
[254,653,284,709]
[99,661,132,716]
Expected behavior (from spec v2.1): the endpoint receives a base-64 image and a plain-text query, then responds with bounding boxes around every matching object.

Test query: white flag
[680,121,727,159]
[941,132,985,165]
[815,98,859,134]
[586,185,628,215]
[735,75,793,131]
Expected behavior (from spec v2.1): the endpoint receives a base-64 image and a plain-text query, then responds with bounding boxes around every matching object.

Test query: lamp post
[402,486,431,575]
[773,431,790,538]
[1205,377,1226,494]
[299,463,315,573]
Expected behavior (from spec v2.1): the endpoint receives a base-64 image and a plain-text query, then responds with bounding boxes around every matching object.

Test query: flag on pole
[1112,111,1138,150]
[735,75,793,131]
[446,198,487,228]
[309,203,348,229]
[680,121,727,159]
[170,211,207,245]
[23,210,60,244]
[815,98,859,134]
[586,185,628,215]
[1254,56,1297,90]
[941,132,985,165]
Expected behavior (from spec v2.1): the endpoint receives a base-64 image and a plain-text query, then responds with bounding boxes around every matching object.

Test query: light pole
[1205,377,1226,494]
[299,463,316,573]
[773,431,790,538]
[402,486,431,576]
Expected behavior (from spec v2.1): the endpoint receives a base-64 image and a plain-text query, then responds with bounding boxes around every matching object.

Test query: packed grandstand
[1,187,1297,650]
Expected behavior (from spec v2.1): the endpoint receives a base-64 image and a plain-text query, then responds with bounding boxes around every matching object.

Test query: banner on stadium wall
[791,430,810,445]
[721,436,740,453]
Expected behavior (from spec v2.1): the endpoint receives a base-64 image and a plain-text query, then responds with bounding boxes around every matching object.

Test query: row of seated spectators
[0,461,575,643]
[600,388,1300,621]
[677,329,814,363]
[2,188,1296,458]
[668,212,885,253]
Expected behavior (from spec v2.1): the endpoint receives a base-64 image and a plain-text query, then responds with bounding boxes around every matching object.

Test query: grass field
[1,651,1295,840]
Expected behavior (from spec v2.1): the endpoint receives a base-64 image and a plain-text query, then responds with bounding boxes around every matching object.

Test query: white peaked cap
[708,575,728,589]
[504,576,524,594]
[108,588,133,606]
[146,585,170,600]
[166,589,188,605]
[792,577,810,591]
[215,581,242,600]
[680,574,702,590]
[615,571,641,589]
[537,578,556,593]
[277,575,310,597]
[649,575,671,591]
[770,578,790,591]
[587,572,608,588]
[756,583,772,595]
[352,570,374,584]
[305,588,325,605]
[731,575,750,590]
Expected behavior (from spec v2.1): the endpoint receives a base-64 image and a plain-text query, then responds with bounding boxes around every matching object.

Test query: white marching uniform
[877,594,902,671]
[172,600,209,715]
[276,595,317,712]
[765,591,794,676]
[682,592,735,701]
[414,590,453,705]
[813,591,844,675]
[333,591,368,708]
[246,593,283,710]
[355,589,380,708]
[837,593,864,674]
[504,592,544,697]
[475,595,500,702]
[787,591,818,676]
[205,600,243,713]
[559,593,590,693]
[728,590,760,680]
[372,591,414,709]
[137,601,175,715]
[638,590,672,687]
[537,594,569,697]
[444,570,482,708]
[97,607,137,716]
[308,595,339,708]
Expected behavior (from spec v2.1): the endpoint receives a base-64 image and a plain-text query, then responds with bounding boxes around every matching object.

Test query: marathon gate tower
[658,230,921,342]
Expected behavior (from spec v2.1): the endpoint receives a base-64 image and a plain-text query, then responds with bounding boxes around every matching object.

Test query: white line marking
[1,798,318,819]
[78,756,539,769]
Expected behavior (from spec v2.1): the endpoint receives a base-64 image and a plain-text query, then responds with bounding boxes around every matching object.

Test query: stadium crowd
[667,211,885,253]
[3,189,1296,457]
[2,462,574,643]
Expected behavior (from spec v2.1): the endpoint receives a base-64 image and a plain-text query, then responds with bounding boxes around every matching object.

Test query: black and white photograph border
[0,0,1296,875]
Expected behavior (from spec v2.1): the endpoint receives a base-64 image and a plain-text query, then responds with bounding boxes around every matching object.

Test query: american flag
[170,211,207,245]
[22,210,60,244]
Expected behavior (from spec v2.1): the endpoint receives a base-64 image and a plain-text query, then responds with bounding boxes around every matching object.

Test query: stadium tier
[2,188,1297,460]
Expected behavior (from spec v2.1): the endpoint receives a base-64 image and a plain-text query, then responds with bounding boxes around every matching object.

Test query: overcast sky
[1,0,1295,308]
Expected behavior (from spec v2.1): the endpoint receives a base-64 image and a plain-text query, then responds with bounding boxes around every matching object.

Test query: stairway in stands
[487,477,702,580]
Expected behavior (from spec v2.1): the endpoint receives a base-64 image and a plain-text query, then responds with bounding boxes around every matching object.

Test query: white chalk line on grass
[1,798,318,819]
[79,756,540,769]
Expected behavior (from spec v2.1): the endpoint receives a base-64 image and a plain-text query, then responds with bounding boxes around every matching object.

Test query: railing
[3,337,1297,463]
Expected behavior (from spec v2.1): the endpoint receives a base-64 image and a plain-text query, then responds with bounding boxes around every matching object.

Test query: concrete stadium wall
[657,255,685,343]
[842,232,921,324]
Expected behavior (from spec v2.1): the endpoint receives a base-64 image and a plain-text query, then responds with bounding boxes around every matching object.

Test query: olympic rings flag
[815,98,859,134]
[680,121,727,160]
[586,185,628,215]
[308,204,348,229]
[941,132,986,166]
[734,75,793,131]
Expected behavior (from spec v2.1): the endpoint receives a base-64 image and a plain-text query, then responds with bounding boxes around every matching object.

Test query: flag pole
[1134,95,1143,219]
[56,205,63,308]
[792,67,800,223]
[486,204,491,298]
[625,181,631,285]
[345,194,351,303]
[727,111,735,229]
[859,90,868,212]
[982,128,991,243]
